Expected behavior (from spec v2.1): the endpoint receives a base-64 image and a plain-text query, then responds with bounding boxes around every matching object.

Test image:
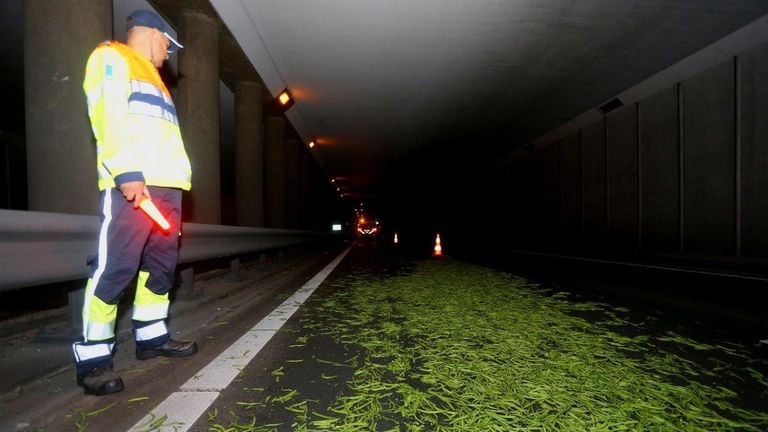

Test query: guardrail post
[67,288,85,336]
[177,267,197,299]
[229,258,241,281]
[257,253,268,270]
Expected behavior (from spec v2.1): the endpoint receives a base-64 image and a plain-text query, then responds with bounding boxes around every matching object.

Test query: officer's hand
[119,181,149,208]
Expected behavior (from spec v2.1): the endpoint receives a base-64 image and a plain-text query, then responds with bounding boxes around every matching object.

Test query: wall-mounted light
[308,140,316,149]
[276,88,294,111]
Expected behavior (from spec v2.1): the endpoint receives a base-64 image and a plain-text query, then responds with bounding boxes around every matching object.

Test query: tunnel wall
[740,42,768,258]
[501,40,768,264]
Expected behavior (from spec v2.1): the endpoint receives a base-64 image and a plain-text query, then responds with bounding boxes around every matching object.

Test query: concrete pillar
[285,138,301,228]
[309,164,327,232]
[265,117,286,228]
[177,12,220,224]
[300,152,312,229]
[234,81,264,227]
[23,0,112,214]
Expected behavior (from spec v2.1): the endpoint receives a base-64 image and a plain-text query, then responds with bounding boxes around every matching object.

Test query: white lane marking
[129,392,219,431]
[181,330,276,391]
[127,245,353,432]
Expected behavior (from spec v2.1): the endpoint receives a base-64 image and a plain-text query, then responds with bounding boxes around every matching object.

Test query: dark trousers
[72,186,182,375]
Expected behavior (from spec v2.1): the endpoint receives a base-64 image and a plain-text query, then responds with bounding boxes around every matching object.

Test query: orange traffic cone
[433,233,442,256]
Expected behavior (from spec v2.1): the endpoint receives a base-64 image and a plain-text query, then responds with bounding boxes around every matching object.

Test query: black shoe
[136,338,198,360]
[76,364,125,396]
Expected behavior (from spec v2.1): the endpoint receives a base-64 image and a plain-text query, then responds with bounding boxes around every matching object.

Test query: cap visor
[164,32,183,53]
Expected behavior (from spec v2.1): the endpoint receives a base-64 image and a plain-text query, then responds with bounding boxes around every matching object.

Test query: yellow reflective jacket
[83,41,191,191]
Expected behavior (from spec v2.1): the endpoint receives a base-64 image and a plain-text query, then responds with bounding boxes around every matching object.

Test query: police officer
[73,10,196,395]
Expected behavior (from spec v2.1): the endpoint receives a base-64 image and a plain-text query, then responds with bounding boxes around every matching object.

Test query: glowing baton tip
[139,198,170,230]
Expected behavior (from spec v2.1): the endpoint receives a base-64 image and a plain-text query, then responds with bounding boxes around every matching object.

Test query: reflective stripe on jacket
[83,41,191,191]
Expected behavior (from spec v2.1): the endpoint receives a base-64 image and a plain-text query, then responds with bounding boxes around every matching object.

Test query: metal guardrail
[0,209,326,292]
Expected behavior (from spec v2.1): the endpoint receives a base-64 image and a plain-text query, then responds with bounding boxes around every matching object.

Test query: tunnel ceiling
[205,1,768,203]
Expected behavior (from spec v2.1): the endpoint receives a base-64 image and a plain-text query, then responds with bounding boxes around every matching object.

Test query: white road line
[128,245,353,432]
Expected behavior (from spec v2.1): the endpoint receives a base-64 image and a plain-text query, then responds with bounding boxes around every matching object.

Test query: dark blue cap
[126,10,183,53]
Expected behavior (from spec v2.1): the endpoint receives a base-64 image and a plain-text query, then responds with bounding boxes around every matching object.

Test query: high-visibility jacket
[83,41,191,191]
